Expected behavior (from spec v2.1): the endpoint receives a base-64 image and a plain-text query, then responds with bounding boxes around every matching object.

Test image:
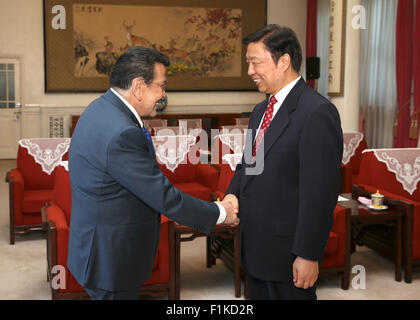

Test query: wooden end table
[339,192,404,282]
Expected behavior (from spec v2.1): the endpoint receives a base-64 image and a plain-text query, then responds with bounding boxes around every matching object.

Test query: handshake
[218,194,240,226]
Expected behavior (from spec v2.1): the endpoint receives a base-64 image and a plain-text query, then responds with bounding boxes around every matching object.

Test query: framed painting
[328,0,346,97]
[43,0,267,92]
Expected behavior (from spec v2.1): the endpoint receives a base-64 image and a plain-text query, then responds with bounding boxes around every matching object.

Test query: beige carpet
[1,159,420,300]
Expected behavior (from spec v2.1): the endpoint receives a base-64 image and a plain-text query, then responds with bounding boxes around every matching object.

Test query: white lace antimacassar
[19,138,71,175]
[363,148,420,195]
[152,135,197,172]
[342,132,364,165]
[214,130,248,171]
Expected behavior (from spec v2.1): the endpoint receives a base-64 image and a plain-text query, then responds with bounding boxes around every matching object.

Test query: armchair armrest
[45,202,70,269]
[6,169,24,193]
[46,202,69,231]
[331,204,349,235]
[195,164,219,190]
[6,169,25,227]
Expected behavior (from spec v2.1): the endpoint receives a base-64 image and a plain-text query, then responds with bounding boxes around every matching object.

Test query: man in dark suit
[67,47,239,300]
[225,25,343,300]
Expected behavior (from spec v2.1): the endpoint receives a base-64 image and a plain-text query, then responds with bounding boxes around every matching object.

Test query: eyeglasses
[150,81,166,92]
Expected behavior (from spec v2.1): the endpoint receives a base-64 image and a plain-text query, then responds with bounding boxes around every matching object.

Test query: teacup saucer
[367,204,388,211]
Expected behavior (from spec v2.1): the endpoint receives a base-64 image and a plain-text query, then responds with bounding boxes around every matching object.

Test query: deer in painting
[122,20,151,49]
[159,38,189,61]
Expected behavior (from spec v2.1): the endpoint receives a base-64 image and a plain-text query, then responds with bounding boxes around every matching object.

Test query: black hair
[243,24,302,72]
[109,46,170,90]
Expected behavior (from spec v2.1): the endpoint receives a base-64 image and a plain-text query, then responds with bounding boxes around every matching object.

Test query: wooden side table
[339,192,405,282]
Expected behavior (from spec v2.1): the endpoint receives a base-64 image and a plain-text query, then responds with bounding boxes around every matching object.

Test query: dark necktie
[142,126,155,154]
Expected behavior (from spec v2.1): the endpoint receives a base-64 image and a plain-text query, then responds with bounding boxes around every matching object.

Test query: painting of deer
[122,20,152,49]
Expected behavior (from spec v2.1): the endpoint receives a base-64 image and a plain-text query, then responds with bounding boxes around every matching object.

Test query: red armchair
[341,132,367,193]
[352,149,420,282]
[42,164,88,299]
[319,205,351,289]
[158,145,219,201]
[6,142,69,244]
[43,164,175,299]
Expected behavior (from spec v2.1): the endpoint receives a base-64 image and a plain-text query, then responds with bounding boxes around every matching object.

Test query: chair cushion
[22,189,54,213]
[174,182,212,201]
[19,212,43,225]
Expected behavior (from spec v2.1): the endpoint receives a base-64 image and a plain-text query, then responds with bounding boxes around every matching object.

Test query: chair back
[215,164,235,197]
[17,138,70,190]
[53,164,72,224]
[235,118,250,126]
[157,140,199,183]
[178,119,203,135]
[143,119,168,133]
[356,149,420,202]
[17,146,68,190]
[154,126,181,136]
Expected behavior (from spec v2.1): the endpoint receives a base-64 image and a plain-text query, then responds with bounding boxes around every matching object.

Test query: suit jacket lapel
[242,78,307,188]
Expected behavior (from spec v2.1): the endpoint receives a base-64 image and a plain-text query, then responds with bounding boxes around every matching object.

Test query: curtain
[360,0,398,148]
[394,0,414,147]
[413,1,420,147]
[316,0,330,98]
[306,0,317,89]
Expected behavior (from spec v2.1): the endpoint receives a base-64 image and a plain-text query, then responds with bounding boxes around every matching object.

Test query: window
[0,61,16,109]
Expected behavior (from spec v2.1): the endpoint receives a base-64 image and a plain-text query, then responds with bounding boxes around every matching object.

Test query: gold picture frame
[328,0,346,97]
[43,0,267,92]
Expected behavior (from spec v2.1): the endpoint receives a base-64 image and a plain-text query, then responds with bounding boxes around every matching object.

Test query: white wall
[330,0,361,132]
[268,0,307,74]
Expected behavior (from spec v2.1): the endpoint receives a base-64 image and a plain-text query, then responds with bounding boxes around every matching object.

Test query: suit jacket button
[242,196,246,200]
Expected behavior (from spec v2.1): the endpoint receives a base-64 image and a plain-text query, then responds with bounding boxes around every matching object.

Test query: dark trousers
[85,287,139,300]
[245,270,317,300]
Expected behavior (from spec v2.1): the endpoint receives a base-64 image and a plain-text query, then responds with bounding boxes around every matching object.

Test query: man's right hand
[220,194,239,226]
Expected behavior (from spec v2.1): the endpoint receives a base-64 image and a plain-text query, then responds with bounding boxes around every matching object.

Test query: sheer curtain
[316,0,330,98]
[360,0,398,148]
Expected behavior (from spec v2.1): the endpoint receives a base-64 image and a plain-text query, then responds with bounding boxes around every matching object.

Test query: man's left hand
[292,256,318,289]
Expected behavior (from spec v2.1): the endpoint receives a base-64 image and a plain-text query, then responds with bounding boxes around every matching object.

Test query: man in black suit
[225,25,343,299]
[68,47,239,300]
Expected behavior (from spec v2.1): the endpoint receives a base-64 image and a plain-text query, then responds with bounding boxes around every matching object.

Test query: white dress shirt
[110,88,227,224]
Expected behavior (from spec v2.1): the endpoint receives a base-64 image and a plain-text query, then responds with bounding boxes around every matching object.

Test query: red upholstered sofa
[352,149,419,282]
[6,144,68,244]
[42,165,174,299]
